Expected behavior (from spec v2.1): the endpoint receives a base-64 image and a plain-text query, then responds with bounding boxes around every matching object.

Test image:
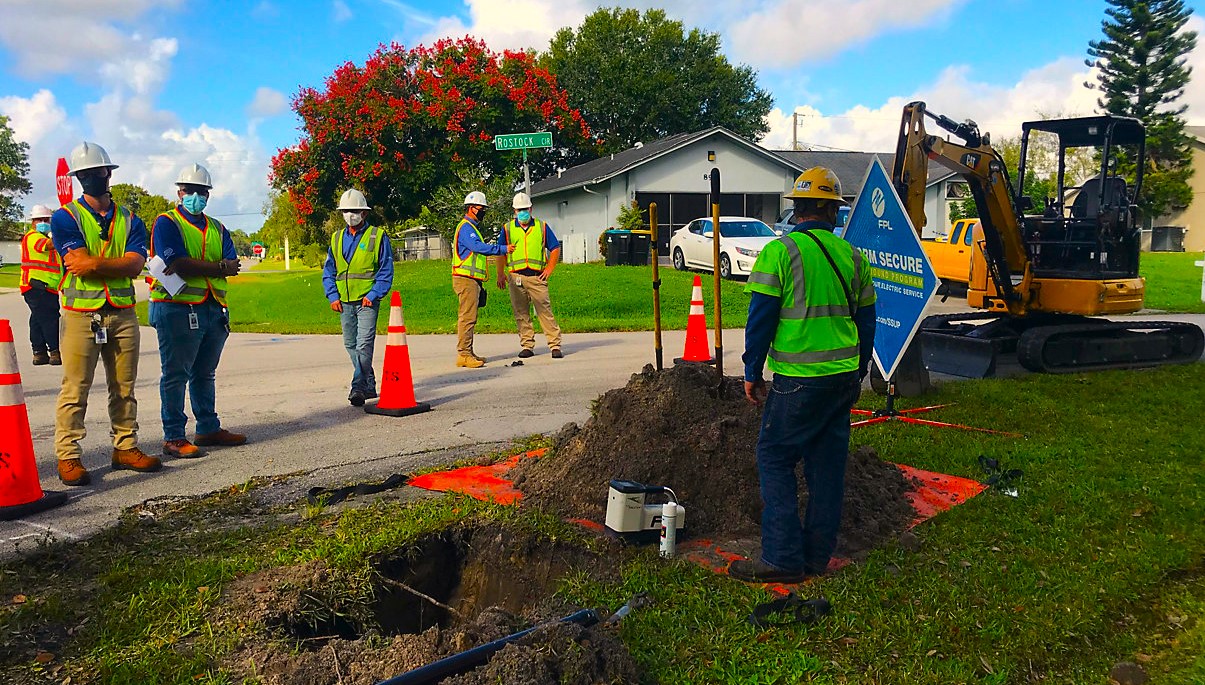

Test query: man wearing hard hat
[729,167,877,584]
[49,142,160,486]
[18,204,62,366]
[322,189,394,406]
[148,163,247,459]
[494,192,563,358]
[452,191,514,368]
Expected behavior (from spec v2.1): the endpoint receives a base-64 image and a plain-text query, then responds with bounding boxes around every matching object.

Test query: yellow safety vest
[451,218,488,281]
[329,224,381,302]
[20,230,62,293]
[506,219,547,272]
[59,201,136,311]
[149,209,228,305]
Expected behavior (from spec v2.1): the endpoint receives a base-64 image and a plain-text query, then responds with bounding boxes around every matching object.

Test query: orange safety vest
[20,229,62,294]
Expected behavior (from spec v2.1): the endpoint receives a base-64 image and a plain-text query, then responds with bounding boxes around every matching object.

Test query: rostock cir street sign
[494,132,553,151]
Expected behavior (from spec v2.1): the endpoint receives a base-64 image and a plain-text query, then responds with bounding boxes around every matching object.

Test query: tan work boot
[48,350,62,366]
[470,351,486,362]
[112,447,163,473]
[456,354,485,368]
[162,439,206,459]
[194,429,247,447]
[58,459,91,486]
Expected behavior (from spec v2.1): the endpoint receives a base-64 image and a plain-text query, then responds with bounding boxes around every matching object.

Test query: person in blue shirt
[322,189,394,406]
[451,191,513,368]
[148,163,246,459]
[50,141,160,486]
[494,192,563,358]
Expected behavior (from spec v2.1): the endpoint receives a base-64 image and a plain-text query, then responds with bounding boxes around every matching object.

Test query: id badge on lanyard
[91,313,108,345]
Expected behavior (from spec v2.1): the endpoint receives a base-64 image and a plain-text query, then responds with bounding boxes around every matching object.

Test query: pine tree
[1086,0,1197,220]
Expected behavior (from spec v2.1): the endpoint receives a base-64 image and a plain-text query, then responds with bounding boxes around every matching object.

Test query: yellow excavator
[892,101,1203,377]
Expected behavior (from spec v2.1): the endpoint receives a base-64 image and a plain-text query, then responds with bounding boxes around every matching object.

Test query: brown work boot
[470,351,486,362]
[162,439,206,459]
[48,350,62,366]
[57,459,91,486]
[194,429,247,447]
[112,447,163,473]
[31,351,49,366]
[456,354,485,368]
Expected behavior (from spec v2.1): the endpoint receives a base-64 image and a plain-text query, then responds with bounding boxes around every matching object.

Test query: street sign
[55,157,72,206]
[841,157,939,381]
[494,132,552,151]
[251,242,265,257]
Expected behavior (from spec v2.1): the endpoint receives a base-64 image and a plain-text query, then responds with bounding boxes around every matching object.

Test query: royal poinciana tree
[271,38,597,227]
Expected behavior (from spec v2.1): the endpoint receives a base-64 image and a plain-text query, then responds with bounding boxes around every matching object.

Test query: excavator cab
[1016,116,1145,280]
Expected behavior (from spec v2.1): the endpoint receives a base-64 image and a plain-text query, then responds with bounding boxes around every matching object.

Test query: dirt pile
[514,364,918,559]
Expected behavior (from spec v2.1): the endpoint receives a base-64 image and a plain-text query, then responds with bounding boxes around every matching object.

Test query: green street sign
[494,132,553,151]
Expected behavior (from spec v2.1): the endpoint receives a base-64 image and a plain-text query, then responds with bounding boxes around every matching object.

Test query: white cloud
[727,0,963,69]
[246,87,289,119]
[333,0,353,22]
[420,0,593,50]
[1182,16,1205,125]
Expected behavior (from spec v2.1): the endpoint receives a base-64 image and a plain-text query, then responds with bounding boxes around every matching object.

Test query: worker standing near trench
[730,167,877,584]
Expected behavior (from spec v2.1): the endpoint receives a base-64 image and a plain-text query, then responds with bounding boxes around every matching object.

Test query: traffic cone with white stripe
[0,319,68,520]
[674,275,714,364]
[365,291,432,417]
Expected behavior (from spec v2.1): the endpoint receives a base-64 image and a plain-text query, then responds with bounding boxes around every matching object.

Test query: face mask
[35,222,50,234]
[182,193,208,215]
[343,211,363,227]
[78,173,109,197]
[516,210,531,224]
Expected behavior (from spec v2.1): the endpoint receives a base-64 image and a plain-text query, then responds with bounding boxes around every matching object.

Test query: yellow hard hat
[784,167,845,203]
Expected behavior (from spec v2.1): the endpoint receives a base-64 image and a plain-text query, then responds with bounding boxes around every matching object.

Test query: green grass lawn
[0,264,19,288]
[1,366,1203,683]
[1141,252,1205,313]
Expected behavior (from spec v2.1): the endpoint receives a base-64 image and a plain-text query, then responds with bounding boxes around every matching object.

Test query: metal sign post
[843,159,1013,435]
[495,133,553,198]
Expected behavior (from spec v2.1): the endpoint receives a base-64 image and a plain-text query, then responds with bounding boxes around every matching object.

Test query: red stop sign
[55,157,72,206]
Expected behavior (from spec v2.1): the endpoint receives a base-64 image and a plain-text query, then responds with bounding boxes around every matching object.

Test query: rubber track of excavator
[1016,320,1205,374]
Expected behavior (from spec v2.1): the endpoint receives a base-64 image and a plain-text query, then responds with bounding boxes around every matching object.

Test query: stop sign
[55,157,72,206]
[252,243,265,257]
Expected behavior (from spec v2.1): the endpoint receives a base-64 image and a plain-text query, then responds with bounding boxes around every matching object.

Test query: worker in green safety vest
[494,192,563,359]
[728,167,877,585]
[452,191,513,368]
[322,189,394,406]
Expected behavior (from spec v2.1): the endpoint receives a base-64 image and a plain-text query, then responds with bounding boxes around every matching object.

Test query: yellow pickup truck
[922,218,978,286]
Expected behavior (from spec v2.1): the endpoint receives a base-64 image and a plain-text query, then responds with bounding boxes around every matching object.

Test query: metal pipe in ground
[375,609,601,685]
[710,168,723,377]
[650,202,663,370]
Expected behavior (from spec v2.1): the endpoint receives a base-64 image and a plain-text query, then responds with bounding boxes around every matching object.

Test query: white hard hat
[29,204,55,220]
[176,163,213,188]
[463,191,488,207]
[67,141,118,175]
[512,192,532,209]
[338,188,370,210]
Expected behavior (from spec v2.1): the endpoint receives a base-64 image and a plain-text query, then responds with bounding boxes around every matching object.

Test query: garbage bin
[1150,226,1186,252]
[628,231,651,266]
[604,230,632,266]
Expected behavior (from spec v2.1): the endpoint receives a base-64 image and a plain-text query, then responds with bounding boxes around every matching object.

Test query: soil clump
[514,364,918,560]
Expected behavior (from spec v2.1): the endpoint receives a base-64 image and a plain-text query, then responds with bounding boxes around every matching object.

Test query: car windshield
[718,221,775,238]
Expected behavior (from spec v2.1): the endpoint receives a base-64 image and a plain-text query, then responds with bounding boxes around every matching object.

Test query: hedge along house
[529,127,805,262]
[529,127,963,263]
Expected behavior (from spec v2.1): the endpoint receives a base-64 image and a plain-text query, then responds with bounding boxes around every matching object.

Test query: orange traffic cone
[674,275,714,364]
[0,320,68,520]
[365,291,432,417]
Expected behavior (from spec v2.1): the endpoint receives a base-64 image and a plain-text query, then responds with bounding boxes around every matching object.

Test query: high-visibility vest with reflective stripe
[745,229,874,377]
[149,209,228,305]
[20,230,62,293]
[59,201,136,311]
[452,218,488,281]
[506,218,547,272]
[330,224,381,302]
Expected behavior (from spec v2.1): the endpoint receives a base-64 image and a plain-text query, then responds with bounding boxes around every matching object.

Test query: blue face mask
[182,193,208,215]
[516,210,531,224]
[34,222,51,234]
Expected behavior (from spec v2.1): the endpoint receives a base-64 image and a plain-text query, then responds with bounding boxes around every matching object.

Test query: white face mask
[343,211,363,227]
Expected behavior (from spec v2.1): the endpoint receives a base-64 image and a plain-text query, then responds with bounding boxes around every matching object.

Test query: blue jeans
[150,299,230,441]
[756,371,861,574]
[340,300,380,396]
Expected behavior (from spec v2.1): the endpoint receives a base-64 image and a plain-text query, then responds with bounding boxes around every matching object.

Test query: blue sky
[2,0,1203,231]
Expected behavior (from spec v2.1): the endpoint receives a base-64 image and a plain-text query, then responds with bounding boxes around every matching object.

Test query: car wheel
[673,248,686,271]
[719,253,732,279]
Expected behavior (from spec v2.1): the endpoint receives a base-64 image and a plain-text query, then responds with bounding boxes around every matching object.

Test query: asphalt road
[0,282,1201,557]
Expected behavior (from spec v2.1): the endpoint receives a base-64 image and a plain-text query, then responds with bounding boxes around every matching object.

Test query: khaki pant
[55,307,140,460]
[506,273,562,350]
[452,276,482,356]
